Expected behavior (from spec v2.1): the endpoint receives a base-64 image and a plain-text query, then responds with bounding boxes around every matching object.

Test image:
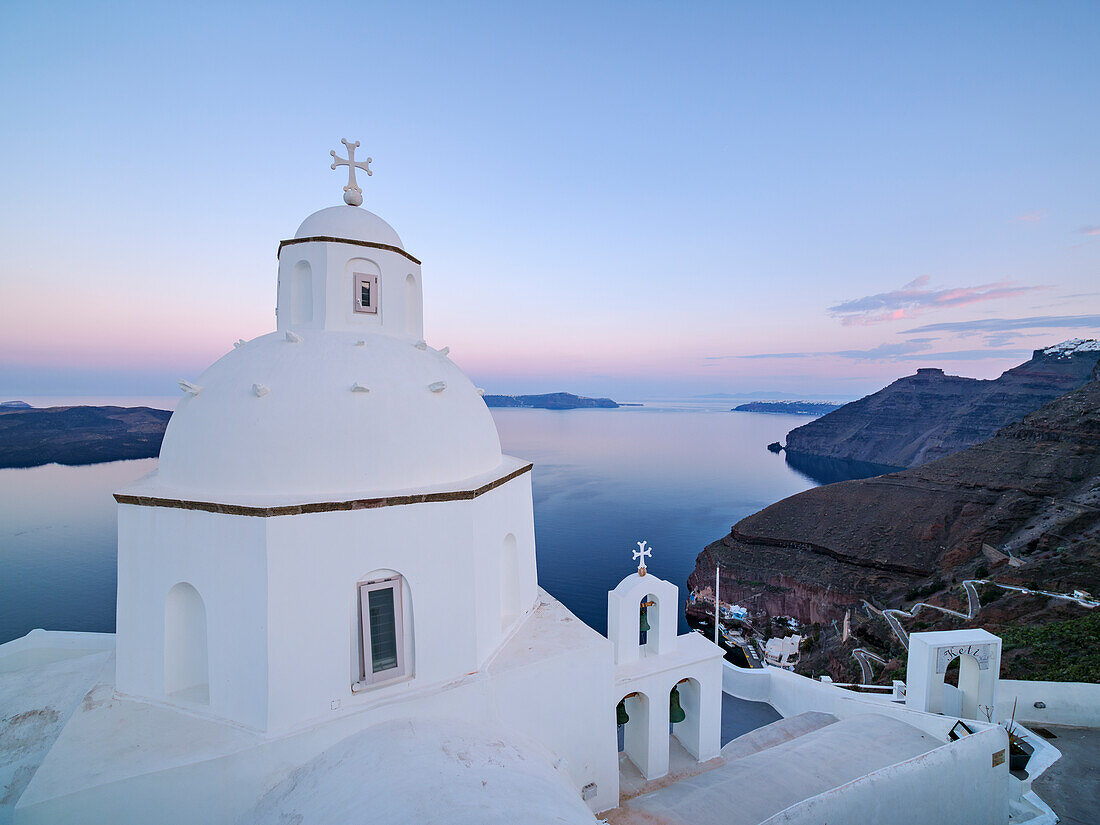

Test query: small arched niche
[164,582,209,704]
[405,273,421,338]
[500,533,521,630]
[290,260,313,325]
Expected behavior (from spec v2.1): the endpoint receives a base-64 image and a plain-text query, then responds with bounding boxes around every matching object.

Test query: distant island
[482,392,619,410]
[732,401,842,415]
[0,404,172,468]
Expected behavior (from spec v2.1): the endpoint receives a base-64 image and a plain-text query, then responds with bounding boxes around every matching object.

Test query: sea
[0,398,859,646]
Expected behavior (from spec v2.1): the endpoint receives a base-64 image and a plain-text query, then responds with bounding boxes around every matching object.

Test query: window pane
[361,282,371,307]
[368,587,399,673]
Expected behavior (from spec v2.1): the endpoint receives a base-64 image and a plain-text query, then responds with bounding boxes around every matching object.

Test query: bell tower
[605,542,724,781]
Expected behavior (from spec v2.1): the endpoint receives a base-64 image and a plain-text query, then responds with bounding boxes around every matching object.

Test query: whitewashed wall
[998,679,1100,728]
[115,504,270,731]
[263,474,538,734]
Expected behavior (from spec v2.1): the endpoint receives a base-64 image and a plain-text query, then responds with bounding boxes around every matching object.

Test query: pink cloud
[828,278,1047,326]
[1011,210,1045,223]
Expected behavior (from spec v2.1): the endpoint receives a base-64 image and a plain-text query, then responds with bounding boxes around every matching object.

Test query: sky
[1,1,1098,401]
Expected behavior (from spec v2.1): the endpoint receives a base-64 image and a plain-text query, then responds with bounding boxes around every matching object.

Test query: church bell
[669,686,686,724]
[639,604,651,633]
[616,700,629,726]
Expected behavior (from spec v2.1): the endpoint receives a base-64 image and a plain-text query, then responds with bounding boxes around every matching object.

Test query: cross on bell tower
[633,540,652,576]
[330,138,372,206]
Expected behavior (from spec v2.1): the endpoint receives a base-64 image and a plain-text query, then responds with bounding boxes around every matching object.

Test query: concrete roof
[610,712,939,825]
[4,593,605,822]
[239,717,595,825]
[0,632,114,823]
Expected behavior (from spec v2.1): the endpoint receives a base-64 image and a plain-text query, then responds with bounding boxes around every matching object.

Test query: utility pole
[714,565,721,646]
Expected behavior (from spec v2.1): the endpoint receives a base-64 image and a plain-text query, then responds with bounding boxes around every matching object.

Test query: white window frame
[353,272,379,314]
[355,576,406,689]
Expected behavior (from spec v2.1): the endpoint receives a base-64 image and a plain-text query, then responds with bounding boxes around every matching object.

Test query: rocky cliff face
[691,377,1100,642]
[784,339,1100,468]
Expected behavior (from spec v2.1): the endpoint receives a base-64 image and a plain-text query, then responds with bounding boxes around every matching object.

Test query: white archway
[936,653,982,718]
[164,582,209,704]
[906,630,1001,721]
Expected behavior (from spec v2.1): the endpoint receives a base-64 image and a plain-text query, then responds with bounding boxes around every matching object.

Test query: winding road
[851,580,1098,682]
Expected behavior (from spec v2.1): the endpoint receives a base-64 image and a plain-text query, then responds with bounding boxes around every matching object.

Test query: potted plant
[1005,699,1034,772]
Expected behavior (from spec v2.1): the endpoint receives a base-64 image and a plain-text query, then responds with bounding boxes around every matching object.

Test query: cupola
[275,139,423,340]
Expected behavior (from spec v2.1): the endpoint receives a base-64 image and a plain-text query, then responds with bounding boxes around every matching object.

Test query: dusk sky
[2,1,1098,401]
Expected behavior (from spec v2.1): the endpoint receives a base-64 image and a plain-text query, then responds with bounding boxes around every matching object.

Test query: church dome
[295,205,404,249]
[156,331,502,500]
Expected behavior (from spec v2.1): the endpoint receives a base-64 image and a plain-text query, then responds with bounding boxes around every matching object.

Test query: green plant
[1000,612,1100,683]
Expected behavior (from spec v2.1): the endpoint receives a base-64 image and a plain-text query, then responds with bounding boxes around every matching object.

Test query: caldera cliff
[784,339,1100,468]
[691,374,1100,680]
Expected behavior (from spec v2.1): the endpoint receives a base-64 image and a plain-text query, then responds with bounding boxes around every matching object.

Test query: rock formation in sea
[784,339,1100,468]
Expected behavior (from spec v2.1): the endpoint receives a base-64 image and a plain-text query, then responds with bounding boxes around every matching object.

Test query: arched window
[355,573,412,689]
[164,582,209,704]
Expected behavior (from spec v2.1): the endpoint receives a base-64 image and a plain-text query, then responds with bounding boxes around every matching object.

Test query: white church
[0,143,1074,825]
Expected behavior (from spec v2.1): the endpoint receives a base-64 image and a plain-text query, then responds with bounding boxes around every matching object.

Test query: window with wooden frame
[356,576,406,687]
[353,272,378,314]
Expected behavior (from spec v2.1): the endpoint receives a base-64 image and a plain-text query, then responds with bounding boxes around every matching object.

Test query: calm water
[0,403,824,644]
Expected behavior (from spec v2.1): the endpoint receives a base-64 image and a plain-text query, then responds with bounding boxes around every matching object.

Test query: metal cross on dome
[633,540,652,576]
[330,138,372,206]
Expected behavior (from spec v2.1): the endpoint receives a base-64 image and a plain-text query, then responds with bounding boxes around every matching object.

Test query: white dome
[295,205,404,249]
[157,331,502,499]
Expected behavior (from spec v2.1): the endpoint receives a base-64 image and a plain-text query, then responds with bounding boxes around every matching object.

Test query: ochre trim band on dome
[278,236,422,265]
[114,463,532,517]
